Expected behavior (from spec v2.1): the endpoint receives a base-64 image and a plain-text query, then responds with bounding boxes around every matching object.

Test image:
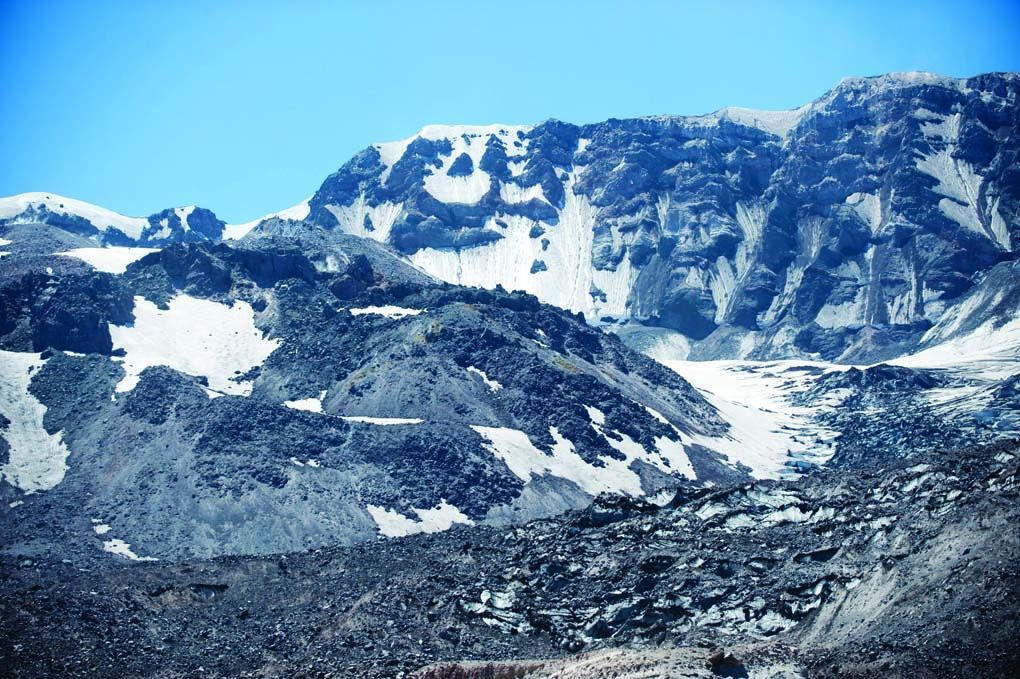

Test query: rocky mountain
[1,71,1019,677]
[0,193,230,246]
[3,211,1016,563]
[3,73,1016,365]
[301,72,1019,363]
[2,219,755,559]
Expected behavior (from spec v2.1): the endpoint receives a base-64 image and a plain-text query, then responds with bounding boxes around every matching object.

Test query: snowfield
[366,500,474,537]
[0,351,71,492]
[58,246,159,274]
[660,359,846,479]
[110,295,279,396]
[654,313,1020,479]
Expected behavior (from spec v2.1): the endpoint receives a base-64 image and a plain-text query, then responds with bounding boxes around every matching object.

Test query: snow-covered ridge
[834,71,964,91]
[223,198,312,240]
[0,192,149,240]
[373,123,532,189]
[680,105,812,138]
[376,123,533,150]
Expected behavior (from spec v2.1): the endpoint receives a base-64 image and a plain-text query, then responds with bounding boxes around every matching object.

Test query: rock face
[2,73,1016,363]
[306,72,1019,361]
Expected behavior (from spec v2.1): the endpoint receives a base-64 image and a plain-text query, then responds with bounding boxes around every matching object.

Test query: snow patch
[58,246,158,274]
[110,295,279,396]
[175,206,195,233]
[327,195,403,242]
[473,425,646,496]
[0,351,70,492]
[283,395,323,413]
[500,182,547,204]
[341,416,423,425]
[349,305,422,319]
[467,366,502,392]
[584,406,696,481]
[845,192,883,234]
[102,538,157,561]
[366,500,473,537]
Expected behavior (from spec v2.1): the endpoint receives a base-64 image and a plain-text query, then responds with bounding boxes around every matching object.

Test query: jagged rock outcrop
[306,72,1019,361]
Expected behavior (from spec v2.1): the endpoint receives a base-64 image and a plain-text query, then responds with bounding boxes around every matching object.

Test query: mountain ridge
[5,71,1016,365]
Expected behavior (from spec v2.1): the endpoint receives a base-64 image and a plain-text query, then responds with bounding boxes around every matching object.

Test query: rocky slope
[3,214,1017,563]
[2,440,1016,677]
[1,218,750,560]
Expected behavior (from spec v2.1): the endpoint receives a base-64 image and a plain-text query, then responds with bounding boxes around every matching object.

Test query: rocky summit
[1,72,1019,678]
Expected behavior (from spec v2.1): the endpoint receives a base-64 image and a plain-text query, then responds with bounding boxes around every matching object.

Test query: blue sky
[1,1,1018,223]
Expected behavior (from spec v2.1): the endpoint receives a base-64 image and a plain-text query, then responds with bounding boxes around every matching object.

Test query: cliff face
[308,72,1019,361]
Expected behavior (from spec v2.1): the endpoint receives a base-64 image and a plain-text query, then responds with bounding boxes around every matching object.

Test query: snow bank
[58,246,158,274]
[110,295,279,396]
[349,306,422,319]
[283,392,325,413]
[102,538,157,561]
[0,351,70,492]
[341,416,423,425]
[366,500,473,537]
[467,366,502,392]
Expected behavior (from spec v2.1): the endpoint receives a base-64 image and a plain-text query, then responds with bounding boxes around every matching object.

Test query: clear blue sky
[1,0,1018,223]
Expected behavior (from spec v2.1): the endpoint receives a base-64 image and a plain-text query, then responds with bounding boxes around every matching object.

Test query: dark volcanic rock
[0,441,1016,678]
